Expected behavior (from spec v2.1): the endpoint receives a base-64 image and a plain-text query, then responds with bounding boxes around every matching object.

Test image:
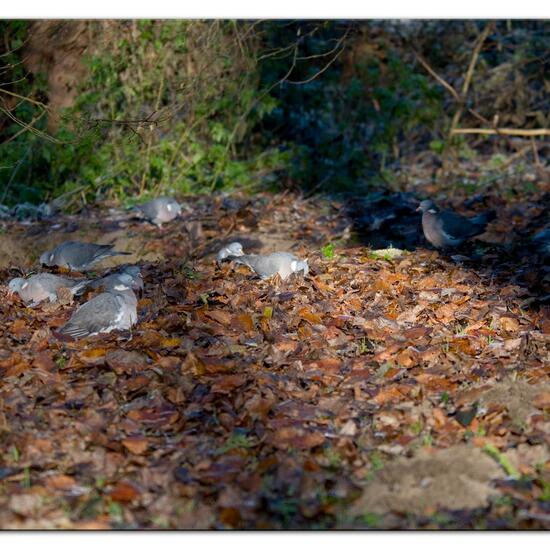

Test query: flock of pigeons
[6,194,547,341]
[5,196,311,341]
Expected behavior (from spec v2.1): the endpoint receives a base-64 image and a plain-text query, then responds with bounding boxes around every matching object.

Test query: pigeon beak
[416,205,422,212]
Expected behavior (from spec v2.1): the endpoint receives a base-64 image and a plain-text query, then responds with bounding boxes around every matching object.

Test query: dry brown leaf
[533,391,550,410]
[122,436,149,455]
[298,307,323,324]
[205,309,233,325]
[46,475,76,490]
[109,480,141,503]
[78,348,108,365]
[271,427,325,450]
[211,374,248,394]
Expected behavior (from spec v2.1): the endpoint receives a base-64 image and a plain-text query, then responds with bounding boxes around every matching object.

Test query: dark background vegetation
[0,19,549,208]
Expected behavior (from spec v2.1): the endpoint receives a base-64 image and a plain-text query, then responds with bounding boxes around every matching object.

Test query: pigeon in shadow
[417,199,495,249]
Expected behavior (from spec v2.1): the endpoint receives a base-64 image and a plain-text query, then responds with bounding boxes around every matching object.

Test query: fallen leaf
[298,307,323,324]
[46,475,76,490]
[78,348,108,365]
[271,427,325,450]
[205,309,233,325]
[211,374,247,394]
[122,436,149,455]
[533,391,550,410]
[109,480,141,503]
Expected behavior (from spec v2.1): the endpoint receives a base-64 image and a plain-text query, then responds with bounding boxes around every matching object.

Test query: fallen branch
[451,127,550,137]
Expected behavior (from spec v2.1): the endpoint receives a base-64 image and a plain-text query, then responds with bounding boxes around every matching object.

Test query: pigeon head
[217,241,244,262]
[166,198,182,216]
[112,273,134,291]
[227,242,244,256]
[39,250,55,266]
[416,200,437,213]
[8,277,26,295]
[120,265,141,278]
[291,259,309,276]
[120,266,144,292]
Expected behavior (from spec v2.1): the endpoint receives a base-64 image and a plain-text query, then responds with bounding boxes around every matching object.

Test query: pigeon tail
[52,330,76,342]
[56,323,93,339]
[470,210,496,230]
[71,279,92,295]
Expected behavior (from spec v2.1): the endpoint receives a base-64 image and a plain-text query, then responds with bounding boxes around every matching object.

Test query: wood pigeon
[7,273,89,306]
[230,251,309,280]
[55,274,138,339]
[417,199,495,249]
[133,197,182,227]
[40,241,130,271]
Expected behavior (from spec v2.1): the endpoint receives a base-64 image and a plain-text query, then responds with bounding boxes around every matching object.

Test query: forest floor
[0,166,549,529]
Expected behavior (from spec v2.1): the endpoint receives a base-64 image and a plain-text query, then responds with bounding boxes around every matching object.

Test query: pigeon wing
[239,252,297,279]
[438,211,481,240]
[59,292,124,338]
[135,200,161,221]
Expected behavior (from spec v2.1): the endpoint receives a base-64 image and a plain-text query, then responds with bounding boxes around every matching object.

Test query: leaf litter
[0,189,549,529]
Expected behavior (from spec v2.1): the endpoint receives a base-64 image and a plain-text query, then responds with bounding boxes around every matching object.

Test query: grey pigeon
[417,199,495,249]
[56,274,138,339]
[134,197,182,227]
[85,265,144,294]
[216,242,244,263]
[8,273,89,306]
[232,251,309,280]
[40,241,130,271]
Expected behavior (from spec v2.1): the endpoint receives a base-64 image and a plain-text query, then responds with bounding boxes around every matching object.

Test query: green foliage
[483,443,520,479]
[69,21,289,201]
[0,20,289,207]
[3,20,547,205]
[321,242,335,259]
[359,512,380,528]
[0,22,53,205]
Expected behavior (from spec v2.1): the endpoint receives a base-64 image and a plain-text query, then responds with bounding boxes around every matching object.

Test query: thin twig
[0,147,30,203]
[0,105,59,143]
[0,86,51,111]
[2,108,46,144]
[412,49,460,101]
[449,22,495,138]
[531,137,542,167]
[287,46,346,85]
[500,144,531,170]
[296,29,350,61]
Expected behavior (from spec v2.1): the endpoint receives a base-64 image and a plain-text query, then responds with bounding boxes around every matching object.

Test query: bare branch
[451,127,550,136]
[412,49,460,101]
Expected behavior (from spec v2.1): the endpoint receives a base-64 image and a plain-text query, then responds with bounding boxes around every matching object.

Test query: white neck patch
[113,284,129,291]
